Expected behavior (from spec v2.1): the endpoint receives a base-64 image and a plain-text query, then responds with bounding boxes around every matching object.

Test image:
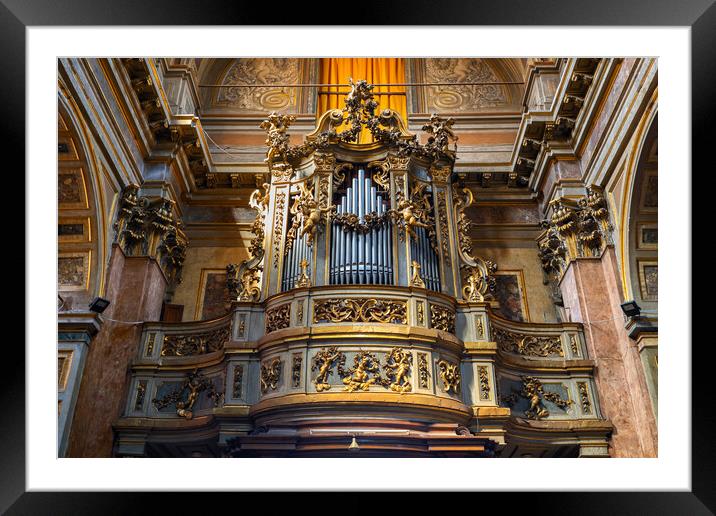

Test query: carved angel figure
[312,347,344,392]
[384,348,412,394]
[422,113,458,154]
[342,352,380,392]
[249,182,270,216]
[292,182,333,246]
[260,112,296,169]
[396,198,431,240]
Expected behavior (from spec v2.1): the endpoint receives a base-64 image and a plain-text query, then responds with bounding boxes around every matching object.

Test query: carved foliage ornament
[114,185,187,289]
[437,359,461,394]
[492,327,564,358]
[161,326,230,357]
[430,304,456,333]
[265,303,291,333]
[259,80,458,175]
[260,358,282,393]
[541,186,613,276]
[313,298,407,325]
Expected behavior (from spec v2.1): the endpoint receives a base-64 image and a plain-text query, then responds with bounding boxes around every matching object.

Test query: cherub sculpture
[260,112,296,170]
[383,347,413,394]
[292,182,333,246]
[312,347,344,392]
[422,113,458,155]
[396,197,431,241]
[342,352,380,392]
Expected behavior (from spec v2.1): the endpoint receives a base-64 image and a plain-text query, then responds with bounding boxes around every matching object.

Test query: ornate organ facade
[113,79,614,457]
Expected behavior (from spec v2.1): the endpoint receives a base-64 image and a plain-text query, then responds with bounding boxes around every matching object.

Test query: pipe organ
[117,80,612,458]
[330,167,393,286]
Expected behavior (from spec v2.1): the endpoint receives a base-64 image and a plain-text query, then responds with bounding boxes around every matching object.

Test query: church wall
[171,246,249,321]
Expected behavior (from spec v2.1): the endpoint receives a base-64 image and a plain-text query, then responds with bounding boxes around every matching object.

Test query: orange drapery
[318,58,407,143]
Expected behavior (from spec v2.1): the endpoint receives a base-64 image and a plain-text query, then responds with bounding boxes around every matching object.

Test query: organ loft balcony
[114,80,612,458]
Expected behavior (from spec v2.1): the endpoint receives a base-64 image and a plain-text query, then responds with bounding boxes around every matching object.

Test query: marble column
[65,244,167,457]
[559,247,657,457]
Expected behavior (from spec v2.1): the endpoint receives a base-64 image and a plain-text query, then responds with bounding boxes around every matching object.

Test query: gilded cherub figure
[396,197,431,241]
[293,182,333,247]
[422,113,458,155]
[342,352,380,392]
[312,347,344,392]
[383,348,413,394]
[260,112,296,170]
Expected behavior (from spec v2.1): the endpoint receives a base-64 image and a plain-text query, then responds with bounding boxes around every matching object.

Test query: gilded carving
[272,192,286,267]
[437,359,461,394]
[265,303,291,333]
[296,301,304,325]
[260,358,282,393]
[577,382,592,414]
[296,259,311,288]
[475,315,485,339]
[382,347,413,394]
[368,160,390,192]
[152,370,222,420]
[430,304,456,333]
[313,298,407,325]
[160,326,230,357]
[311,346,346,392]
[232,364,244,398]
[502,376,572,420]
[436,190,450,258]
[291,354,303,388]
[342,351,382,392]
[287,181,334,247]
[410,260,426,288]
[418,353,430,388]
[541,186,613,276]
[478,366,490,400]
[134,381,146,411]
[416,301,425,326]
[492,327,564,358]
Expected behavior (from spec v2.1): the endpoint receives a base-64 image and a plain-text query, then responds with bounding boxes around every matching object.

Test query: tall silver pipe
[371,181,376,284]
[338,196,348,285]
[357,169,365,284]
[351,179,358,284]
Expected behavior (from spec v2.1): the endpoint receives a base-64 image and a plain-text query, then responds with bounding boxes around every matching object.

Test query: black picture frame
[8,0,707,512]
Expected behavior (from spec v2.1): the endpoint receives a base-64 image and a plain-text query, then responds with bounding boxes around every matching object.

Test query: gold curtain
[318,58,407,143]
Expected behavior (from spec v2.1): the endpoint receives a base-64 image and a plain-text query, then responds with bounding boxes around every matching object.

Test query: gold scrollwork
[160,326,230,357]
[313,298,407,325]
[493,327,564,358]
[577,382,592,414]
[272,192,286,268]
[478,366,490,400]
[430,304,456,333]
[260,358,282,393]
[410,260,426,288]
[437,359,461,394]
[418,353,430,388]
[265,303,291,333]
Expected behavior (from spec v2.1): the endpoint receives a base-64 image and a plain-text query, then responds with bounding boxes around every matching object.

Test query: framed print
[14,0,707,513]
